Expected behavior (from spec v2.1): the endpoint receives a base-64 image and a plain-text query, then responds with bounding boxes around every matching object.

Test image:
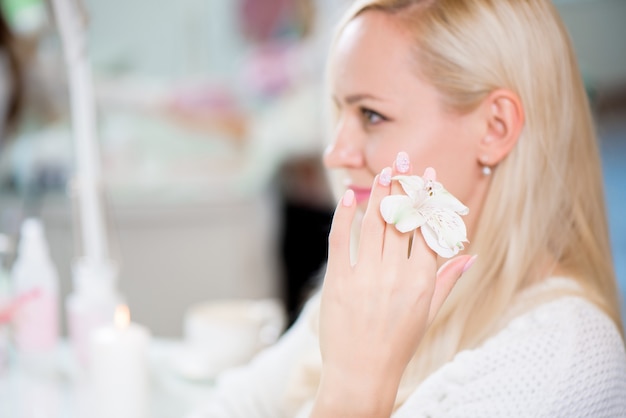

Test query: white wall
[81,0,626,89]
[84,0,248,80]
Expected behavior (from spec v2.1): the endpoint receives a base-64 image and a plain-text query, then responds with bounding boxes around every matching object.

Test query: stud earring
[480,155,492,176]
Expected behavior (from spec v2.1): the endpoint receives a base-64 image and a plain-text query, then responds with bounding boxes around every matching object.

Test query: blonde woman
[188,1,626,417]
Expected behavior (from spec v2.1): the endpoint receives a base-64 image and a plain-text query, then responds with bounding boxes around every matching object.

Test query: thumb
[427,255,477,324]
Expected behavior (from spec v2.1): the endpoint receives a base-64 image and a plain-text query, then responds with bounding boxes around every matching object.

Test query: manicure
[423,167,436,182]
[395,151,410,173]
[342,189,355,207]
[462,255,478,273]
[379,167,392,186]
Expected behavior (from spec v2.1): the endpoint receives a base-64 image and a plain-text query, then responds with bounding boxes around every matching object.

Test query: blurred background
[0,0,624,339]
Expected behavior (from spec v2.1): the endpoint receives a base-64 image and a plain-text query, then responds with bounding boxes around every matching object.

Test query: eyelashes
[360,108,387,125]
[331,99,390,128]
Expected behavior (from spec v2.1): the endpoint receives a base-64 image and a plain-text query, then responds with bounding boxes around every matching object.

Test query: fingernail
[342,189,355,207]
[462,255,478,273]
[395,152,410,173]
[423,167,436,182]
[379,167,392,186]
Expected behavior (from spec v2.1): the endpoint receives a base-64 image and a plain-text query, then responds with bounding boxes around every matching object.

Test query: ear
[477,89,524,168]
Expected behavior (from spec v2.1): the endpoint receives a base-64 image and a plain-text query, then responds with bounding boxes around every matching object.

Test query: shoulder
[470,296,626,398]
[395,296,626,418]
[493,296,625,381]
[478,296,626,416]
[493,295,623,355]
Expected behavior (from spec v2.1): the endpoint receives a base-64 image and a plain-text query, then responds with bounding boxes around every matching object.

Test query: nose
[323,120,364,169]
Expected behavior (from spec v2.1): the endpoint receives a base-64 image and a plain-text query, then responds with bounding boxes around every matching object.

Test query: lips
[348,186,372,204]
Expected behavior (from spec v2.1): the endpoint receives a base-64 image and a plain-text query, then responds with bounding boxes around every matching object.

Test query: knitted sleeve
[394,297,626,418]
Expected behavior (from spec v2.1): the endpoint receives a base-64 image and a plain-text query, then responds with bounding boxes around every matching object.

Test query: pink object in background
[0,288,40,325]
[239,0,292,42]
[0,288,41,372]
[13,289,58,352]
[168,83,238,113]
[240,40,299,100]
[10,218,60,356]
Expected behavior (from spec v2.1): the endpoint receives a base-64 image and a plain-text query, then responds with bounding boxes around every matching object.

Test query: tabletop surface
[0,338,216,418]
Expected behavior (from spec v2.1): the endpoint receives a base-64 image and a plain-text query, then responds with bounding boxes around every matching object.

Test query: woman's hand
[311,153,475,418]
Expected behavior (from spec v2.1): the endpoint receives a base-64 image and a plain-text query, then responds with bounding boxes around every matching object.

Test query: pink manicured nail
[423,167,436,182]
[462,255,478,273]
[342,189,355,207]
[379,167,392,186]
[395,152,410,173]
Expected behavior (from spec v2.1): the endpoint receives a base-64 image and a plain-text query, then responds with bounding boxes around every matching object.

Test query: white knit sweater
[187,283,626,418]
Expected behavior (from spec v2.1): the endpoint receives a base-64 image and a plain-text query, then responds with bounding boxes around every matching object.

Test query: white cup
[181,298,285,377]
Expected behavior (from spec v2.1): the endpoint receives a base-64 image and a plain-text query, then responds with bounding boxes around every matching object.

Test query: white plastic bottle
[11,218,60,361]
[66,259,123,367]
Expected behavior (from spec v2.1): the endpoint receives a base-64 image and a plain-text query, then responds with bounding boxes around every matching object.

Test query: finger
[406,231,438,302]
[358,168,392,261]
[393,151,411,175]
[326,189,358,278]
[423,166,436,182]
[382,152,413,260]
[427,254,477,324]
[408,227,438,266]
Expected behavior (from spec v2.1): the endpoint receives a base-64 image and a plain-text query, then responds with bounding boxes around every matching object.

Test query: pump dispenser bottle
[11,218,60,363]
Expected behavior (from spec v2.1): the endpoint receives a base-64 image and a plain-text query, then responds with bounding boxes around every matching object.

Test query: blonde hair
[286,0,624,412]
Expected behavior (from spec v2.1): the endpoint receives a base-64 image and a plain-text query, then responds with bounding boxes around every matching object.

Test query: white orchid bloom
[380,173,469,258]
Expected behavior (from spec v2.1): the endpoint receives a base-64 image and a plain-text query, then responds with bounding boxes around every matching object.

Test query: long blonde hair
[287,0,624,412]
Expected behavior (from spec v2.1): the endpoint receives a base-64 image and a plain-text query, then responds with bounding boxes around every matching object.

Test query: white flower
[380,173,469,258]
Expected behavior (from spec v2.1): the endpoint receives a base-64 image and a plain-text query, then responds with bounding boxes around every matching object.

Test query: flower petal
[421,223,457,258]
[422,208,468,257]
[393,175,426,201]
[380,172,469,258]
[395,211,426,233]
[380,194,426,233]
[380,195,414,224]
[423,192,469,215]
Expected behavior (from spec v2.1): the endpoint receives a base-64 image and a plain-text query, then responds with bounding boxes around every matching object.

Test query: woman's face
[324,11,485,215]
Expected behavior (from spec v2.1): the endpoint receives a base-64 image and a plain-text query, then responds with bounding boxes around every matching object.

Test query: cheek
[405,135,477,192]
[363,138,398,173]
[362,124,430,173]
[431,147,479,203]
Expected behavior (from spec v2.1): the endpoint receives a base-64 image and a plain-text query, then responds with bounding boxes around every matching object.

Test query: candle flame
[114,304,130,328]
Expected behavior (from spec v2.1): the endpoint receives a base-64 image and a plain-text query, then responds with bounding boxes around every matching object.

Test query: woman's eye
[361,108,386,125]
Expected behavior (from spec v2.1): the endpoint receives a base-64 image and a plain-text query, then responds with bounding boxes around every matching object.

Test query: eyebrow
[340,93,385,105]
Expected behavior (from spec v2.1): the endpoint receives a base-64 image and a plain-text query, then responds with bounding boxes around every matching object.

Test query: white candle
[89,304,151,418]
